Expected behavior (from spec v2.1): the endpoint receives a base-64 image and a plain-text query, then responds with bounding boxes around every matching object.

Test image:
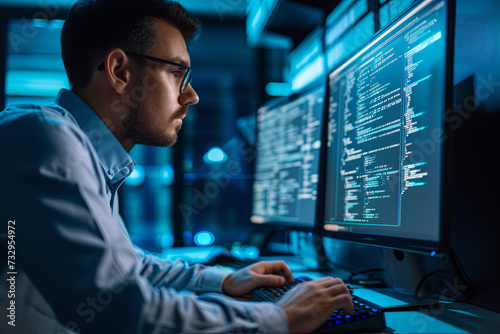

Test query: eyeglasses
[97,52,192,94]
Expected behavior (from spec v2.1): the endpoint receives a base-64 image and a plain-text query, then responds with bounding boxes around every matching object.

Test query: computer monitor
[322,0,454,255]
[251,84,326,230]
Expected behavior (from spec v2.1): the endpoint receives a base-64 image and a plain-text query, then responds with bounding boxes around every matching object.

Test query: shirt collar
[54,89,135,187]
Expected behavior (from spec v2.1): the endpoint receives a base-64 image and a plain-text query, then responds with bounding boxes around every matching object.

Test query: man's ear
[103,48,132,94]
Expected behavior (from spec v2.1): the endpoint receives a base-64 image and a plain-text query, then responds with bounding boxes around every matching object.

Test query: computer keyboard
[251,277,387,333]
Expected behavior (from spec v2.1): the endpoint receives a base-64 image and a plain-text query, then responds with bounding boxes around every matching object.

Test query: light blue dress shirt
[0,89,288,334]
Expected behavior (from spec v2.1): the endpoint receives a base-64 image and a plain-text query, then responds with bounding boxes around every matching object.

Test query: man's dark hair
[61,0,200,89]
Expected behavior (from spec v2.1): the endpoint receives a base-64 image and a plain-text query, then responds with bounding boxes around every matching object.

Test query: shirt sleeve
[0,111,289,334]
[132,245,230,293]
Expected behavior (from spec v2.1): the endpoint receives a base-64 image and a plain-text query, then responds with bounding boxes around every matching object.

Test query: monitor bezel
[319,0,456,255]
[250,80,327,232]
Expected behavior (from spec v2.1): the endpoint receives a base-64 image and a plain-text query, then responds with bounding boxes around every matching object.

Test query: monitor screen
[251,85,325,229]
[322,0,453,254]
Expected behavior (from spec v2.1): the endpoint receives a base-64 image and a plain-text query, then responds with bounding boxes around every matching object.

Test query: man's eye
[171,70,185,78]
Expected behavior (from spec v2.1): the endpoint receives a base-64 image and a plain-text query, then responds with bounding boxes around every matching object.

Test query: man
[0,0,353,333]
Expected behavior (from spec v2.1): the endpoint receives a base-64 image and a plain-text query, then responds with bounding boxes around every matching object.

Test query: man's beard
[123,106,187,148]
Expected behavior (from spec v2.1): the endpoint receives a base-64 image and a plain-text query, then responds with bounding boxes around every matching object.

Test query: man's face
[123,19,199,148]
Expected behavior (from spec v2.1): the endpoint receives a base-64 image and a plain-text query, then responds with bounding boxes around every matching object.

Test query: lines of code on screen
[252,87,325,228]
[324,0,446,241]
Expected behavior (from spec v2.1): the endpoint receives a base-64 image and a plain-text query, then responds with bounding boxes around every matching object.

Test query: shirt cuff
[249,302,290,334]
[198,266,234,293]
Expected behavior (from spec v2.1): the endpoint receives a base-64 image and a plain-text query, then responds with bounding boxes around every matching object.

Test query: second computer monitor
[251,85,325,229]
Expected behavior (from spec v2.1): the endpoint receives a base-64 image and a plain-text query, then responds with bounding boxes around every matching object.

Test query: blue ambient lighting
[6,70,69,97]
[194,231,215,246]
[160,164,174,186]
[246,0,281,47]
[203,147,228,163]
[291,56,325,92]
[157,233,174,248]
[430,251,437,256]
[125,165,145,186]
[265,82,291,96]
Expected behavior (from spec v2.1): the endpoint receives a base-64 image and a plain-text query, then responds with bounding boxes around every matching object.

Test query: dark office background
[0,0,412,251]
[1,0,500,312]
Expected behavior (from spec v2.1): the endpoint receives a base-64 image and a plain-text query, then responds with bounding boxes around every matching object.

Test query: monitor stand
[382,249,425,296]
[382,249,471,301]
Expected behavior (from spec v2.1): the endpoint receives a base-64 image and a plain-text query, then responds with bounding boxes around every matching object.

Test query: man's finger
[330,293,354,315]
[255,260,294,281]
[309,276,345,288]
[256,273,286,287]
[324,280,351,297]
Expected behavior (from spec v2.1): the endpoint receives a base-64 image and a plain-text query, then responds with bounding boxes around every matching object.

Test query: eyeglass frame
[97,52,192,94]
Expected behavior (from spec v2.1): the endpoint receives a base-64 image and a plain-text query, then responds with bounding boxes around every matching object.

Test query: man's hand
[221,260,294,297]
[277,277,353,334]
